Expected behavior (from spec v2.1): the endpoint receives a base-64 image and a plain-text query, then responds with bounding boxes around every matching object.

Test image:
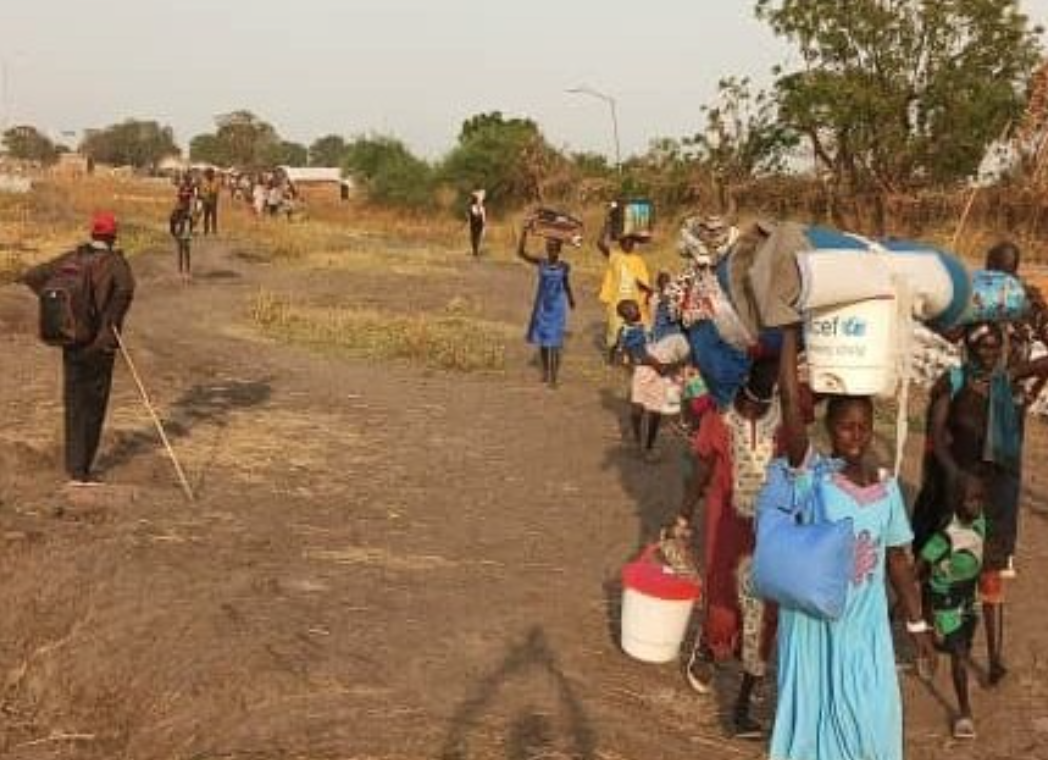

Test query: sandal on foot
[953,716,976,739]
[684,648,715,695]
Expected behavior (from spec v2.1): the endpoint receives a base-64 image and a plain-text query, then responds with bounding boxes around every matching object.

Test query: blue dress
[526,262,570,348]
[771,455,913,760]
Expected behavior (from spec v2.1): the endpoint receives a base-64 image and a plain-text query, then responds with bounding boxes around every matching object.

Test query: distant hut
[278,167,352,202]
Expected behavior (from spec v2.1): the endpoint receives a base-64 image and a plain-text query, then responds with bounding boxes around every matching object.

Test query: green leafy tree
[309,134,348,167]
[189,110,281,168]
[757,0,1042,200]
[622,138,703,210]
[263,140,308,167]
[343,135,434,209]
[571,151,614,178]
[692,78,793,179]
[440,111,561,208]
[189,133,225,165]
[79,119,178,170]
[1,125,59,164]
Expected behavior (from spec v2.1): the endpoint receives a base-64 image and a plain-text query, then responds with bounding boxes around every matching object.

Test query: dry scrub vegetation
[249,288,510,372]
[0,176,169,283]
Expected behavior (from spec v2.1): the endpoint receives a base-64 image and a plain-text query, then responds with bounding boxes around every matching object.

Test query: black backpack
[38,246,97,347]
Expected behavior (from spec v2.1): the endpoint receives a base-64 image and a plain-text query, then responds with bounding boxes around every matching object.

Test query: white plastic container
[620,587,696,663]
[620,546,701,663]
[805,297,898,396]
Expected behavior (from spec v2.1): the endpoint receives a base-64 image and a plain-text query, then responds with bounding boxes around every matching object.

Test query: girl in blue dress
[772,326,936,760]
[518,223,576,387]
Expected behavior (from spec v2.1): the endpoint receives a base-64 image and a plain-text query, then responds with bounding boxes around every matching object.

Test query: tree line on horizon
[3,0,1047,226]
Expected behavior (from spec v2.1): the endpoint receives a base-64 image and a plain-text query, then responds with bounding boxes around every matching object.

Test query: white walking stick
[112,327,195,502]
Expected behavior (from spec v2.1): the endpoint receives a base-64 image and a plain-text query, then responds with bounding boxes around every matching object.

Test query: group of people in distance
[167,167,221,283]
[167,167,305,282]
[512,204,1047,757]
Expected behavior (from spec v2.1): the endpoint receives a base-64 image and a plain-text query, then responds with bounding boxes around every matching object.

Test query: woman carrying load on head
[768,326,934,760]
[519,219,576,388]
[913,321,1048,687]
[663,214,758,411]
[598,214,651,362]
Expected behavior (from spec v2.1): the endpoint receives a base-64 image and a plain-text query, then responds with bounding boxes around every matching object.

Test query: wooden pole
[951,120,1013,252]
[950,187,979,251]
[112,327,195,502]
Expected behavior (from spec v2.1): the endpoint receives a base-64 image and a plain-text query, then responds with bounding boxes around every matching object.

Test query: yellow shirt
[599,251,651,307]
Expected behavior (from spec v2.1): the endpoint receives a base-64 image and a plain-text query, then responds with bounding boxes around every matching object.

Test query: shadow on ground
[97,378,273,483]
[438,626,597,760]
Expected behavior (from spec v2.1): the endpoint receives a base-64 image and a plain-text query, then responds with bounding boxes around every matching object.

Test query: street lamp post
[567,85,622,173]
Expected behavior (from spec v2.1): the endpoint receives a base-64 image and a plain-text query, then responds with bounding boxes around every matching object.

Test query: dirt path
[1,235,1046,759]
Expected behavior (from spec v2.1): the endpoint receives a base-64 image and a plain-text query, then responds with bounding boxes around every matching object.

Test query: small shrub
[247,290,507,372]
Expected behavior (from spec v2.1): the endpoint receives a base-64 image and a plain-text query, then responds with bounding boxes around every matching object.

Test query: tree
[688,76,796,208]
[1,125,59,165]
[189,110,281,168]
[189,133,224,165]
[440,111,562,208]
[79,119,178,170]
[757,0,1042,210]
[622,138,703,210]
[343,135,434,209]
[309,134,348,167]
[263,140,308,167]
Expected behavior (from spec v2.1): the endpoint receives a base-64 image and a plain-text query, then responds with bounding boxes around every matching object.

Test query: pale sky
[2,1,1048,159]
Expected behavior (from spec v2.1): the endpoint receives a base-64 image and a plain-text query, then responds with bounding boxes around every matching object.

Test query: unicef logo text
[808,315,868,338]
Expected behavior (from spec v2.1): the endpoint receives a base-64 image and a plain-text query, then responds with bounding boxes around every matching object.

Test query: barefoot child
[519,222,576,387]
[615,299,687,461]
[916,477,986,739]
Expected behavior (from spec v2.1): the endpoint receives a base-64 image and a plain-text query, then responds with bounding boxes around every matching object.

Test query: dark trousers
[63,348,116,479]
[470,222,484,256]
[202,201,218,235]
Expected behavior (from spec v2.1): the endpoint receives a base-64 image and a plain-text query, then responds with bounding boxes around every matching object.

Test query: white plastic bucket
[805,297,898,396]
[620,587,695,663]
[620,547,701,663]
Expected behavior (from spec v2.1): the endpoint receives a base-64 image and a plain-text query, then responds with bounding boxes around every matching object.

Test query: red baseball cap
[90,211,118,238]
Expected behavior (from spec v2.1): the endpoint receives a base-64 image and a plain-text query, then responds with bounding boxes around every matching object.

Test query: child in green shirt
[917,477,986,740]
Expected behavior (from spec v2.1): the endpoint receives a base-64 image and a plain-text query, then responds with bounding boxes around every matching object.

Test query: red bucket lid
[622,547,701,602]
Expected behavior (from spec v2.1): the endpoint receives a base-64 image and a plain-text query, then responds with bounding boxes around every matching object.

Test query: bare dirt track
[1,233,1047,760]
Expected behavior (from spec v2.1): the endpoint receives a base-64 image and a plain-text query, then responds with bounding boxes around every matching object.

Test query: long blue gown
[771,454,913,760]
[526,262,570,348]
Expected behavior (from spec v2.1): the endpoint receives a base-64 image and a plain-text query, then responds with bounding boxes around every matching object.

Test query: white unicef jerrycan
[804,297,897,396]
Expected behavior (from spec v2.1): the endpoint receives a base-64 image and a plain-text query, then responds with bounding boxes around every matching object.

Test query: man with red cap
[21,212,136,486]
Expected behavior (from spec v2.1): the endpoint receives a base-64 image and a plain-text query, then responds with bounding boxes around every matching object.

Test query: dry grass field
[0,176,1046,759]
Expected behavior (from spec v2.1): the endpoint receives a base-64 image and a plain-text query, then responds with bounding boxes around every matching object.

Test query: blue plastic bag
[752,458,855,620]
